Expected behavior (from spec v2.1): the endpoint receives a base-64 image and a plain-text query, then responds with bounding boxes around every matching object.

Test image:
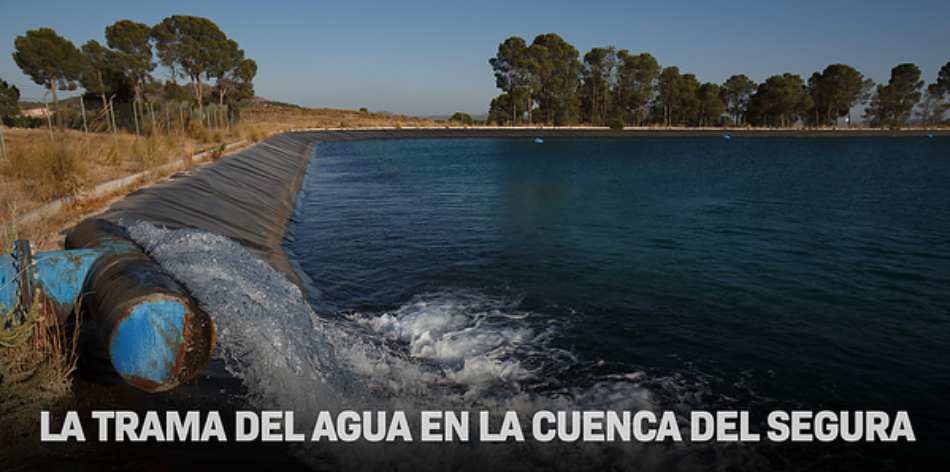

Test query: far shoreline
[279,126,950,140]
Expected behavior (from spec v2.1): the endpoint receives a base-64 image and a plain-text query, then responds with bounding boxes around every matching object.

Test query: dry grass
[0,293,81,464]
[0,107,439,254]
[241,106,437,131]
[1,129,176,217]
[0,294,79,400]
[0,126,219,252]
[0,107,435,230]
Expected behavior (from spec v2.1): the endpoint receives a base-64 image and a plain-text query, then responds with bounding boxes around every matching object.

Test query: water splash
[122,221,782,471]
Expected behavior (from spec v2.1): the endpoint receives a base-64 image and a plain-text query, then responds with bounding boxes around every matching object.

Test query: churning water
[126,137,950,471]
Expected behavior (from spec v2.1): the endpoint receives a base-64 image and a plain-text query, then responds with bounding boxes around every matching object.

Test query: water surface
[131,136,950,471]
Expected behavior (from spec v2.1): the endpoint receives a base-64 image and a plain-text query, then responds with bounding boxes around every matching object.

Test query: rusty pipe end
[109,294,216,392]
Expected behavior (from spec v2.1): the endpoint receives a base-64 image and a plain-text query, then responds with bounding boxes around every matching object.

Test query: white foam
[347,291,540,393]
[122,221,764,470]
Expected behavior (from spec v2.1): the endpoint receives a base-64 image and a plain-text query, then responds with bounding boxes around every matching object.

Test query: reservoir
[129,136,949,470]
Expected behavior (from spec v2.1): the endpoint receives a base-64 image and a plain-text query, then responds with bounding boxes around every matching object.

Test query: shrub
[1,116,44,129]
[0,294,78,393]
[41,142,87,195]
[209,143,227,159]
[130,134,182,168]
[186,119,204,140]
[241,124,266,142]
[99,142,122,166]
[608,119,625,130]
[0,294,80,453]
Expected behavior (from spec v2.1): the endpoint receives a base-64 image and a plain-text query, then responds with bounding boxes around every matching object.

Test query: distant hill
[240,96,302,108]
[18,94,483,121]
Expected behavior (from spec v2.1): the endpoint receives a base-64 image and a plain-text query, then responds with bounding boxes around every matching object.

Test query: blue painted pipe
[66,218,216,392]
[0,244,101,318]
[1,219,215,392]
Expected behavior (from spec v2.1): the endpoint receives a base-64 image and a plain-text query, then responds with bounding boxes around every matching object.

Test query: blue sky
[1,0,948,117]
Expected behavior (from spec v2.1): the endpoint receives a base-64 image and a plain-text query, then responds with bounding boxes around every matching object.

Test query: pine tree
[13,27,86,131]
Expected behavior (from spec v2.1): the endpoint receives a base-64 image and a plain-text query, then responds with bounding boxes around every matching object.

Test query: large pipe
[0,241,100,319]
[0,219,215,392]
[64,219,215,392]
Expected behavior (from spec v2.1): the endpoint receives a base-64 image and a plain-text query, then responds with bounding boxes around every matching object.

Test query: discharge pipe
[0,219,215,392]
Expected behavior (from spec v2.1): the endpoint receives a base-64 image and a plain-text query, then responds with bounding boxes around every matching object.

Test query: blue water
[287,137,950,470]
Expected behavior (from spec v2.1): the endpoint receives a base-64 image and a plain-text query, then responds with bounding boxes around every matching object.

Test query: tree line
[3,15,256,132]
[489,33,950,128]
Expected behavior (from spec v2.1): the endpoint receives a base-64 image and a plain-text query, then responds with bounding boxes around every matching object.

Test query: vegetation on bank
[488,33,950,128]
[0,295,78,408]
[0,290,80,461]
[0,106,438,252]
[10,16,256,134]
[0,14,265,251]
